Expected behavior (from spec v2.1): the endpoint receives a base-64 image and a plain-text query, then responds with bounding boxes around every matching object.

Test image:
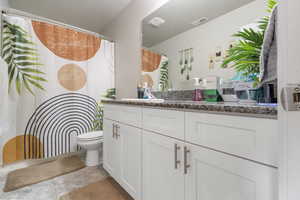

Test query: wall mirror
[140,0,269,92]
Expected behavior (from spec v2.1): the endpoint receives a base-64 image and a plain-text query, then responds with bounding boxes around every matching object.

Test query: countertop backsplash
[152,90,194,101]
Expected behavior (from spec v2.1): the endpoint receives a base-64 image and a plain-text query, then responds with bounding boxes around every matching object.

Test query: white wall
[102,0,169,98]
[151,0,267,90]
[0,0,9,9]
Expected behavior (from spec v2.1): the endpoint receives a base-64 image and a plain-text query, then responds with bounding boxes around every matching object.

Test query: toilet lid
[77,131,103,141]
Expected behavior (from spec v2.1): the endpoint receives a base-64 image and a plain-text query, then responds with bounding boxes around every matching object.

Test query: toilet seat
[78,137,103,141]
[77,131,103,141]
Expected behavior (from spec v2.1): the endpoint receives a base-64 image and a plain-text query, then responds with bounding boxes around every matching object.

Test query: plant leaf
[12,50,39,56]
[8,65,16,90]
[14,56,39,61]
[19,68,45,74]
[2,20,47,95]
[159,60,169,91]
[22,76,34,95]
[24,74,47,82]
[27,79,45,90]
[16,62,43,66]
[12,45,38,52]
[15,72,21,94]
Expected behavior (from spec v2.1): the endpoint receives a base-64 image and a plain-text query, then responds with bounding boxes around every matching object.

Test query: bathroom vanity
[102,100,278,200]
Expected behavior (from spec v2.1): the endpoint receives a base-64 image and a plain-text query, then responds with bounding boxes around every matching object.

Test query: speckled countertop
[102,100,278,119]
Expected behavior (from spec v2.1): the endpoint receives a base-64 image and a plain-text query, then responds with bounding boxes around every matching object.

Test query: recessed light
[191,17,208,26]
[148,17,166,28]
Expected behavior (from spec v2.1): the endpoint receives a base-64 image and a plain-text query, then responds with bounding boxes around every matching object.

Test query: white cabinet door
[118,124,142,200]
[142,130,185,200]
[185,144,278,200]
[103,119,120,179]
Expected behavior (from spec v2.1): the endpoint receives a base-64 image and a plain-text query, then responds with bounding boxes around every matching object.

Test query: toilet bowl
[77,131,103,166]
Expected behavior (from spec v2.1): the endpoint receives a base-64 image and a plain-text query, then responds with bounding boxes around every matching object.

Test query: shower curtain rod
[1,8,114,42]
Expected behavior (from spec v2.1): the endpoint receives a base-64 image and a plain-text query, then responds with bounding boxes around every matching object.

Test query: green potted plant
[91,88,116,131]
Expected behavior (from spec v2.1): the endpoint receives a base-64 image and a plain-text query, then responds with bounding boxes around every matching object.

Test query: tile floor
[0,157,108,200]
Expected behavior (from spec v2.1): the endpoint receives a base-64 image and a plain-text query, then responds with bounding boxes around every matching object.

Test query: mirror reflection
[141,0,278,103]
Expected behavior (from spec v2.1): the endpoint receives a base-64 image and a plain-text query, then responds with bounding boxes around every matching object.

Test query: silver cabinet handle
[174,144,181,169]
[112,123,116,138]
[115,124,120,139]
[184,146,190,174]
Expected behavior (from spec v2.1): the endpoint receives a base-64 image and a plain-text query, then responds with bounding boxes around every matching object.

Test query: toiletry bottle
[194,89,203,101]
[143,82,156,99]
[143,82,151,99]
[193,78,203,101]
[137,83,144,99]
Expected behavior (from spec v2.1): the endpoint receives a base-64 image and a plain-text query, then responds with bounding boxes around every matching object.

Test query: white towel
[259,5,278,85]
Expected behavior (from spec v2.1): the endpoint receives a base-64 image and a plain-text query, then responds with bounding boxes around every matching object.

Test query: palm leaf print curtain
[0,15,115,165]
[2,19,46,94]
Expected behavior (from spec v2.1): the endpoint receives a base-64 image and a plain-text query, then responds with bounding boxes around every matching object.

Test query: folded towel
[259,5,278,85]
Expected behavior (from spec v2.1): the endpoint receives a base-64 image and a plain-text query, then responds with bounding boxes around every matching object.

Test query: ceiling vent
[148,17,166,28]
[191,17,208,26]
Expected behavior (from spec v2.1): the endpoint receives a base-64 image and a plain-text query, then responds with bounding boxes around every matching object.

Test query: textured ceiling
[9,0,133,33]
[143,0,254,47]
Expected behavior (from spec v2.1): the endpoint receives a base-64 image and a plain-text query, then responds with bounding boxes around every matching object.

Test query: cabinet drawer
[185,112,278,166]
[119,105,142,127]
[104,104,120,121]
[143,108,185,140]
[104,104,142,127]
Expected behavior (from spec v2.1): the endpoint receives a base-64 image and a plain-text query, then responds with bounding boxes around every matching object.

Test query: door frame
[278,0,300,199]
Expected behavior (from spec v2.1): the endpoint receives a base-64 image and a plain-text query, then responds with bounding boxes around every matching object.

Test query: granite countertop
[102,100,278,119]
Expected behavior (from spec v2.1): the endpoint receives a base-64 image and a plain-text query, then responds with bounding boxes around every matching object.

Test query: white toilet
[77,131,103,166]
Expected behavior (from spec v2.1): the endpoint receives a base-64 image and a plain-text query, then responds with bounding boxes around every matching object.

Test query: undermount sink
[121,98,165,103]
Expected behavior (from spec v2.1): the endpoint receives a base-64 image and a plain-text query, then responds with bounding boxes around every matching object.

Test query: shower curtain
[0,15,115,165]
